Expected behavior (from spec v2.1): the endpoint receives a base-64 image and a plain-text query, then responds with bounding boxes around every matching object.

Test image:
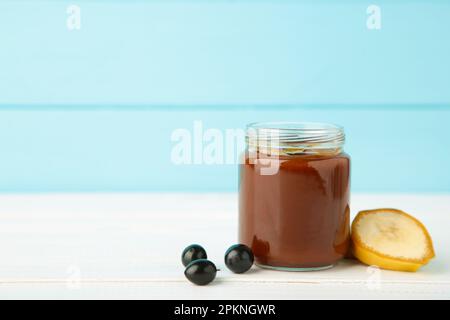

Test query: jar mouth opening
[247,121,342,130]
[246,121,345,155]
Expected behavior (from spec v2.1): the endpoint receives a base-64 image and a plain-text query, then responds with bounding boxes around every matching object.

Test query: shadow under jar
[239,122,351,271]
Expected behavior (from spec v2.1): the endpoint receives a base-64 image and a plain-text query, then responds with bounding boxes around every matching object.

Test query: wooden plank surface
[0,193,448,299]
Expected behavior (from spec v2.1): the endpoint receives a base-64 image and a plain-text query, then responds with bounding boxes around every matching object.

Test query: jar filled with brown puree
[239,122,350,271]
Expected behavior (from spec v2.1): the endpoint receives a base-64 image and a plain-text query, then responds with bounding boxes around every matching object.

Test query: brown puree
[239,152,351,269]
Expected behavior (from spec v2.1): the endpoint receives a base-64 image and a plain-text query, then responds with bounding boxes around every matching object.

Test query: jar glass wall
[239,122,351,271]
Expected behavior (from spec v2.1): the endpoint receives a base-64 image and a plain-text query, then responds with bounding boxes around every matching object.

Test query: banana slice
[351,208,435,272]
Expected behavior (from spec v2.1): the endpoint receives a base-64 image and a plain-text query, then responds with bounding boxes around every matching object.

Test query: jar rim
[247,121,343,131]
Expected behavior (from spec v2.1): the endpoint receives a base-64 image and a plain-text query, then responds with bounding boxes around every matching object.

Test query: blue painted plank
[0,0,449,105]
[0,108,449,193]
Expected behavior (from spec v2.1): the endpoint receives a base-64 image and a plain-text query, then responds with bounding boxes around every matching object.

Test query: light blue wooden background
[0,1,449,193]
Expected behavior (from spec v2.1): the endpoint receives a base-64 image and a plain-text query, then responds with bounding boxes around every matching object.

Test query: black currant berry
[225,244,254,274]
[184,259,217,286]
[181,244,207,267]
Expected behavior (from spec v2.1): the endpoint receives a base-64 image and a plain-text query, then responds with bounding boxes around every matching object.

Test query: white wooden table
[0,193,449,300]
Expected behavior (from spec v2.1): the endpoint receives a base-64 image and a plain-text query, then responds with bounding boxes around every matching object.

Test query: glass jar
[239,122,350,271]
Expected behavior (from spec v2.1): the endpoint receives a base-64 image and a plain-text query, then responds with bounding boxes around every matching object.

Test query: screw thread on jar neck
[246,122,345,156]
